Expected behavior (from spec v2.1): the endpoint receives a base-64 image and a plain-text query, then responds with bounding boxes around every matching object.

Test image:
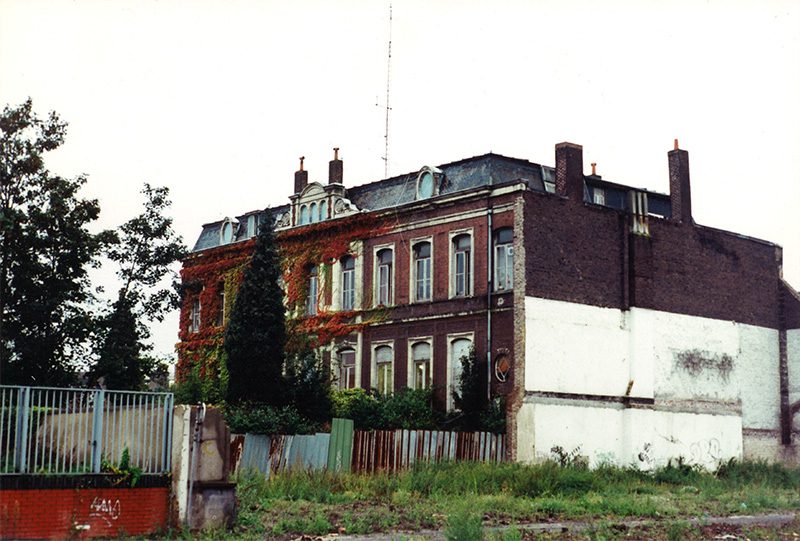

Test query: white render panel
[522,296,782,463]
[789,329,800,431]
[518,401,742,470]
[524,297,631,397]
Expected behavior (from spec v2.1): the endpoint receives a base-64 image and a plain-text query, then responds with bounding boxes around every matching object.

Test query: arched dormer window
[310,202,318,223]
[319,200,327,221]
[299,205,309,225]
[220,219,235,244]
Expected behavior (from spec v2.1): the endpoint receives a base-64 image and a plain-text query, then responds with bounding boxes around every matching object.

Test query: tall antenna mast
[382,4,392,178]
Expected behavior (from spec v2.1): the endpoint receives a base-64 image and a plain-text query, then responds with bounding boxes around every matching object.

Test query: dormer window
[299,205,309,225]
[319,200,327,220]
[220,219,236,244]
[416,166,443,200]
[247,215,257,237]
[310,202,318,223]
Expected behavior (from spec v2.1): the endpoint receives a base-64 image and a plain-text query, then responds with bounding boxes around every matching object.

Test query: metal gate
[0,385,173,474]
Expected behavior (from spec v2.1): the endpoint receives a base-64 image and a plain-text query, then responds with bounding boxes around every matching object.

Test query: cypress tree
[225,211,286,405]
[90,291,144,390]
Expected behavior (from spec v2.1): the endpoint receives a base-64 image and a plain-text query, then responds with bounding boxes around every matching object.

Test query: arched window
[338,348,356,390]
[299,205,309,225]
[493,228,514,291]
[411,342,431,390]
[374,345,393,395]
[221,220,234,244]
[190,298,201,333]
[319,200,328,221]
[341,255,355,310]
[449,337,473,410]
[310,202,318,223]
[307,265,319,315]
[451,234,472,297]
[375,248,393,306]
[413,241,432,302]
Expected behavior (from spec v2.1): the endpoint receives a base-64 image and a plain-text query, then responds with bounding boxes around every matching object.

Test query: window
[338,348,356,390]
[413,241,432,302]
[449,336,473,410]
[494,228,514,291]
[247,215,257,237]
[221,220,234,244]
[452,234,472,297]
[417,171,434,199]
[374,345,393,395]
[376,248,393,306]
[310,202,318,223]
[593,188,606,205]
[307,265,319,315]
[299,205,309,225]
[341,256,355,310]
[411,342,431,390]
[215,283,225,326]
[319,200,327,221]
[190,298,201,333]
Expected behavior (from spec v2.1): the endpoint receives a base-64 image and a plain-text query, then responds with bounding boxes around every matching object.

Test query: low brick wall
[0,475,170,540]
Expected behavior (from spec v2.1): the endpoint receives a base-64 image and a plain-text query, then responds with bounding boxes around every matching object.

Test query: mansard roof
[191,152,671,252]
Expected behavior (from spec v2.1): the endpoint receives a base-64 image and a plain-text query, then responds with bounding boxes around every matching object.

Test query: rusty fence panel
[351,428,506,473]
[232,425,506,476]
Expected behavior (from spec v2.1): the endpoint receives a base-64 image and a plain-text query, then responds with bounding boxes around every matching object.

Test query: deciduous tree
[0,99,110,385]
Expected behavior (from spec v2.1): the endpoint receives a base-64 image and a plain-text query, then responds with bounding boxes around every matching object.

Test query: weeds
[231,459,800,538]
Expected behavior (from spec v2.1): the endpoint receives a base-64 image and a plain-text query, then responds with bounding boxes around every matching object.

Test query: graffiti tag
[88,497,121,526]
[689,438,722,465]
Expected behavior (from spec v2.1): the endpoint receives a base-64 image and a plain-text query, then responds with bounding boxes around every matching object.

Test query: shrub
[224,402,319,434]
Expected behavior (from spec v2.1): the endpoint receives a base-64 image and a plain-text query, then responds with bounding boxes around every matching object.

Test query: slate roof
[191,152,671,252]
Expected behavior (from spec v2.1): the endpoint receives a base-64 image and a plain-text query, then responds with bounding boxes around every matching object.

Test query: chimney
[555,142,584,201]
[294,156,308,193]
[329,147,343,184]
[668,139,692,223]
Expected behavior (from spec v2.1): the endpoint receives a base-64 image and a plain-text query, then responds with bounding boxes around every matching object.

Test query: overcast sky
[2,0,798,360]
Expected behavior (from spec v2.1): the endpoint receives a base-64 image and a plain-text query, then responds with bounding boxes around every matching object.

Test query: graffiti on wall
[88,497,121,527]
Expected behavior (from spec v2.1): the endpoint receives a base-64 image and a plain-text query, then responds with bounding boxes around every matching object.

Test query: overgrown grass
[233,459,800,538]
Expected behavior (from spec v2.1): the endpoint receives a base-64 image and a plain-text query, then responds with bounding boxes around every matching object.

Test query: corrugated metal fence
[232,419,506,476]
[0,385,173,474]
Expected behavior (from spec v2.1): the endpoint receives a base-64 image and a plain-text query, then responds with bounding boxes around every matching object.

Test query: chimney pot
[329,147,344,184]
[591,163,597,176]
[294,156,309,193]
[674,139,679,151]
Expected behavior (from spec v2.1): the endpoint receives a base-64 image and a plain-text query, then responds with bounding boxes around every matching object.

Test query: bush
[283,348,332,424]
[331,388,382,429]
[224,402,319,434]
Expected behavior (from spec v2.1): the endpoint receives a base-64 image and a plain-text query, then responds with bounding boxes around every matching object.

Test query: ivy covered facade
[178,144,800,465]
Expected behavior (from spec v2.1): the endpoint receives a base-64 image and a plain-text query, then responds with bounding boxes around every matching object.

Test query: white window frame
[190,297,201,333]
[593,188,606,205]
[493,228,514,292]
[336,346,357,390]
[446,332,474,411]
[409,237,433,303]
[340,255,356,311]
[307,265,319,315]
[371,340,394,395]
[449,229,474,298]
[407,337,433,390]
[373,244,395,307]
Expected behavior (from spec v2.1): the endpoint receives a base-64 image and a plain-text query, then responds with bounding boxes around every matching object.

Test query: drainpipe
[185,402,206,528]
[486,192,493,402]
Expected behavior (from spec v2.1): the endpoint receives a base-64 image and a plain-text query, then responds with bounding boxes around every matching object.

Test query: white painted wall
[516,401,742,470]
[521,297,781,467]
[789,328,800,432]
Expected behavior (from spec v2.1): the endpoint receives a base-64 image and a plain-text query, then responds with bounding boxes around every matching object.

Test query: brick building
[178,142,800,467]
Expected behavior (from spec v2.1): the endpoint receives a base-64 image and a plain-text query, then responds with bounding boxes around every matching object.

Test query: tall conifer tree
[225,212,286,404]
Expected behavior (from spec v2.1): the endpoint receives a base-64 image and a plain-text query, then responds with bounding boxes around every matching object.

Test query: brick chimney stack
[329,147,343,184]
[294,156,308,193]
[668,139,692,223]
[555,142,584,202]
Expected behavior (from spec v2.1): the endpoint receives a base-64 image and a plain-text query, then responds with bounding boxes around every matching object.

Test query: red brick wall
[0,486,168,540]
